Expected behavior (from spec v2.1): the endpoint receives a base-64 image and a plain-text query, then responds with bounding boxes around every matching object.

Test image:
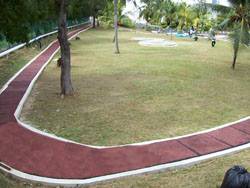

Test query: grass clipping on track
[20,28,250,146]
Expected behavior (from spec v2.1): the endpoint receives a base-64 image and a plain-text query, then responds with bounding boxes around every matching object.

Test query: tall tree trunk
[93,15,96,28]
[97,17,100,27]
[114,0,120,54]
[170,29,173,40]
[232,41,239,69]
[232,17,245,70]
[58,0,73,96]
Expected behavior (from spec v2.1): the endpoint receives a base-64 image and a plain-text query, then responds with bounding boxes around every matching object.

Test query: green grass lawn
[21,28,250,146]
[0,27,250,187]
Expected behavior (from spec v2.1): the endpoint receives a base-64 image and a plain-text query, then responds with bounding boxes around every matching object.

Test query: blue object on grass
[175,33,189,38]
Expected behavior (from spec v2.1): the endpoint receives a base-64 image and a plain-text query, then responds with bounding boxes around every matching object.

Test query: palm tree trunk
[58,0,73,96]
[171,29,173,40]
[232,43,239,69]
[114,0,120,54]
[97,17,100,27]
[93,15,96,28]
[232,17,245,69]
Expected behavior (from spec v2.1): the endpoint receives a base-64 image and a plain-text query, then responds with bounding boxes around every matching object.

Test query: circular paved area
[132,37,177,47]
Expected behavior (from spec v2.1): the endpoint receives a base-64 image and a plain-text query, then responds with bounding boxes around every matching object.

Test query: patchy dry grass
[1,27,250,188]
[0,35,57,87]
[21,28,250,146]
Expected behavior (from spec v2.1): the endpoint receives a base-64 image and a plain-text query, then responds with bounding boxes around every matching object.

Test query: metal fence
[0,18,90,57]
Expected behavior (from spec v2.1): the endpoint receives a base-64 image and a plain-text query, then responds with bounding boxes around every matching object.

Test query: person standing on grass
[189,26,195,38]
[209,28,216,47]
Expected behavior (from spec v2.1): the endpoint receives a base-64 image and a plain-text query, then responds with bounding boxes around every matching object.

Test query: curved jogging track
[0,25,250,187]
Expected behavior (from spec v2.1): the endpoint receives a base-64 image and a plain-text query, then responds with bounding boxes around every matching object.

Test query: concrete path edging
[0,25,250,187]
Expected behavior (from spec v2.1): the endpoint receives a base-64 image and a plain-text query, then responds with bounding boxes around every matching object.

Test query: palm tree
[177,2,190,30]
[114,0,120,54]
[139,0,154,25]
[192,0,208,31]
[114,0,132,53]
[162,0,178,27]
[222,0,250,69]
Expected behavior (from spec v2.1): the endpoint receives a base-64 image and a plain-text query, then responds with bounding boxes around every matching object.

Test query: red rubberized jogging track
[0,25,250,181]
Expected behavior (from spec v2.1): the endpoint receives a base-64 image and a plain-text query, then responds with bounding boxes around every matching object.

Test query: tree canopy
[139,0,232,32]
[0,0,99,44]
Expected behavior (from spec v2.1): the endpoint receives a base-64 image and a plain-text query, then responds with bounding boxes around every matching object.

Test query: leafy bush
[119,17,135,28]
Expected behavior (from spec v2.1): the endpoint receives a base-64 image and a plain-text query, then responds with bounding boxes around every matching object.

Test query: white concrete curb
[0,25,250,187]
[1,143,250,187]
[1,23,250,150]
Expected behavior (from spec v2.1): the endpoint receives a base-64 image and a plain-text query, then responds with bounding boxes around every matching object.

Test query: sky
[126,0,230,7]
[174,0,230,6]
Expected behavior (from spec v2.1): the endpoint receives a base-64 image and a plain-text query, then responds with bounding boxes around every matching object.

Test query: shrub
[119,16,135,28]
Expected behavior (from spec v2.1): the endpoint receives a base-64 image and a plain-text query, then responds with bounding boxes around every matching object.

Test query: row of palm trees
[112,0,249,69]
[139,0,213,32]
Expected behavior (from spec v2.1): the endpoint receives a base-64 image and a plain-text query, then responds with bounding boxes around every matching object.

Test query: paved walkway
[0,25,250,186]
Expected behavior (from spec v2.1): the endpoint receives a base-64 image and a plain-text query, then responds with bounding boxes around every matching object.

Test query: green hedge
[0,18,89,52]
